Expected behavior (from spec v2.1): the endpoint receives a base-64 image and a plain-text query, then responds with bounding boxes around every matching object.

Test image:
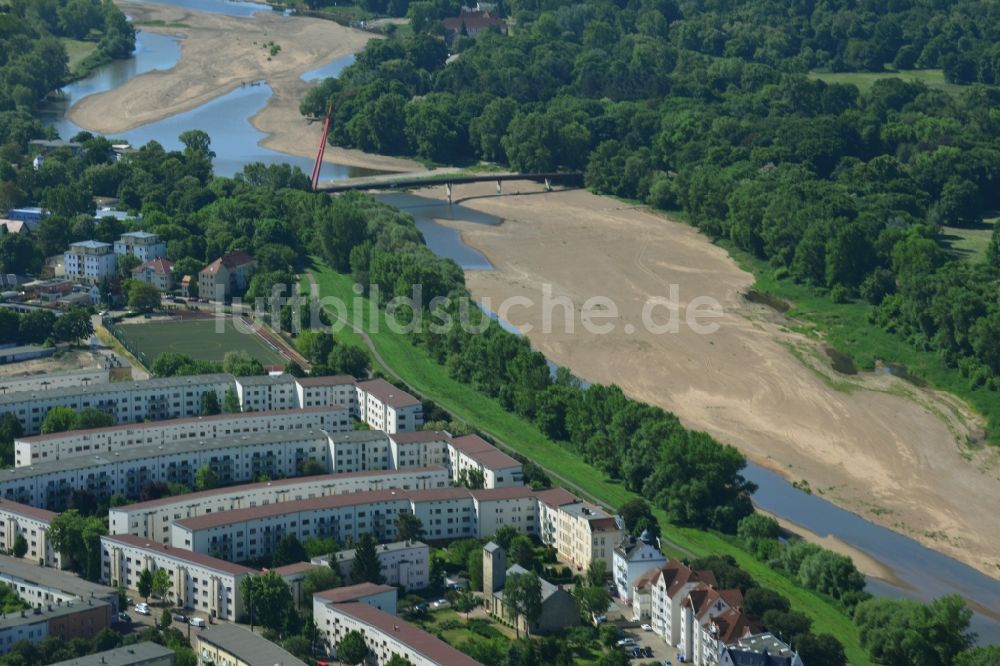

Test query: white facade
[356,379,423,433]
[114,231,166,263]
[448,434,523,488]
[314,601,479,666]
[101,534,252,621]
[650,560,714,648]
[110,467,450,545]
[0,499,60,567]
[0,430,332,510]
[64,241,117,284]
[234,375,299,412]
[0,373,234,435]
[537,488,623,572]
[170,486,549,560]
[296,375,359,413]
[315,540,430,591]
[0,553,118,613]
[15,406,348,467]
[613,534,667,601]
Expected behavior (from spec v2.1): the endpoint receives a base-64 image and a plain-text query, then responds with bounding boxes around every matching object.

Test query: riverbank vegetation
[300,0,1000,443]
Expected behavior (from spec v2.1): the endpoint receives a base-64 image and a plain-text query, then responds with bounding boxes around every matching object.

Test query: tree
[0,412,23,467]
[509,535,535,569]
[201,391,221,416]
[195,465,219,491]
[74,407,114,430]
[492,524,517,550]
[151,568,171,600]
[327,343,371,378]
[127,280,161,312]
[396,512,424,542]
[240,571,295,634]
[53,308,93,344]
[467,548,483,591]
[223,387,241,413]
[179,130,215,160]
[273,534,308,567]
[854,595,973,666]
[742,587,790,619]
[503,571,542,638]
[586,560,605,588]
[957,647,1000,666]
[222,350,265,377]
[12,534,27,558]
[137,568,153,602]
[296,329,334,366]
[458,467,485,489]
[617,498,659,538]
[797,550,866,605]
[573,585,610,621]
[795,633,847,666]
[385,656,415,666]
[40,406,79,434]
[454,587,476,618]
[351,533,385,584]
[160,608,172,628]
[338,630,369,665]
[761,609,811,642]
[301,566,342,600]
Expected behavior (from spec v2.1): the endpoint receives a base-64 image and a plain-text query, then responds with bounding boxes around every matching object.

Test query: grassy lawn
[940,217,997,263]
[718,240,1000,444]
[113,318,286,366]
[309,261,871,665]
[60,38,99,77]
[808,68,971,96]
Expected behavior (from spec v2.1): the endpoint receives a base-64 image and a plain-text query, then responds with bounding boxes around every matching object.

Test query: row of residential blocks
[0,372,421,436]
[3,423,523,511]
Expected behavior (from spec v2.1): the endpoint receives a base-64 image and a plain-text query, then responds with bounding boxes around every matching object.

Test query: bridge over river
[316,171,584,202]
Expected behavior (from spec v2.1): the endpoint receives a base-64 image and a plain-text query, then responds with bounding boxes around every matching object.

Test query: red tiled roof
[449,434,494,454]
[389,431,451,444]
[113,466,446,512]
[201,251,255,276]
[470,486,538,501]
[131,258,174,275]
[22,406,344,442]
[315,582,395,603]
[720,588,743,610]
[296,374,357,387]
[271,562,324,577]
[329,603,481,666]
[0,497,57,523]
[464,448,521,470]
[102,534,255,576]
[533,487,578,508]
[357,378,420,408]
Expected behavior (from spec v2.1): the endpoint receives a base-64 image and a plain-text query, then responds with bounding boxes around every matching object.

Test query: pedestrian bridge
[316,172,584,203]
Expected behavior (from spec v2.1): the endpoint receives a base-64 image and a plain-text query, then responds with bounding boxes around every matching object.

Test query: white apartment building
[296,375,359,413]
[196,623,308,666]
[0,370,109,394]
[356,379,423,433]
[101,534,253,621]
[0,373,234,435]
[613,531,666,601]
[114,231,166,263]
[0,498,60,567]
[537,488,623,572]
[0,553,118,613]
[130,258,174,292]
[448,434,523,488]
[234,375,299,412]
[649,560,717,648]
[329,431,394,473]
[0,430,332,510]
[313,583,398,617]
[314,601,479,666]
[680,586,744,665]
[388,431,451,470]
[15,406,349,467]
[64,240,117,284]
[110,467,450,545]
[313,541,430,591]
[0,600,111,654]
[170,486,548,561]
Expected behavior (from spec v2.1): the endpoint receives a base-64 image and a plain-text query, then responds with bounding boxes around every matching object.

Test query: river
[37,0,1000,647]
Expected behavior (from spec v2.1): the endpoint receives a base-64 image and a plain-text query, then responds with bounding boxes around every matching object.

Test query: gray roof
[235,374,297,386]
[0,373,234,406]
[117,231,156,239]
[329,430,390,445]
[197,623,309,666]
[496,564,561,602]
[48,642,174,666]
[0,599,110,629]
[0,553,116,599]
[483,541,502,553]
[68,240,112,249]
[0,429,329,482]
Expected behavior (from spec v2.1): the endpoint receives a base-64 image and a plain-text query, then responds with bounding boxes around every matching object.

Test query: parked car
[117,612,131,624]
[616,638,636,647]
[134,603,150,615]
[432,598,449,608]
[643,646,653,658]
[173,613,188,623]
[641,623,652,631]
[189,617,207,628]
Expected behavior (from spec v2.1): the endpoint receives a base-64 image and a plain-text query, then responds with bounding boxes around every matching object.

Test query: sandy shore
[66,1,421,173]
[412,181,1000,581]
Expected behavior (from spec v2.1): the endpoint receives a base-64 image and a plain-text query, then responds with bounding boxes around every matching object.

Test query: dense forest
[0,0,134,148]
[301,0,1000,435]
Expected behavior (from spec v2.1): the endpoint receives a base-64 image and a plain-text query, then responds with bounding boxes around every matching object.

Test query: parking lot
[616,626,686,665]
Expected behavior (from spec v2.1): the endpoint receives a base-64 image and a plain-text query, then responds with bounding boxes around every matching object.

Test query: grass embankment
[940,217,997,263]
[717,239,1000,445]
[808,67,971,96]
[309,262,870,665]
[60,38,100,78]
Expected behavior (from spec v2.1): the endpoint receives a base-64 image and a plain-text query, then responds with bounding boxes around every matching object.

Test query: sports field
[115,318,286,365]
